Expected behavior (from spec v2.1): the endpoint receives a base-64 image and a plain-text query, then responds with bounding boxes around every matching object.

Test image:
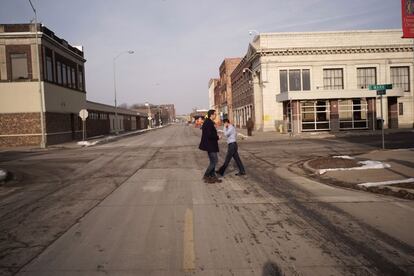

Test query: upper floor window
[11,53,29,80]
[391,66,410,92]
[56,61,62,84]
[45,56,53,82]
[357,67,376,89]
[323,68,343,90]
[280,69,310,92]
[62,64,67,85]
[71,68,76,89]
[78,67,84,91]
[67,66,73,88]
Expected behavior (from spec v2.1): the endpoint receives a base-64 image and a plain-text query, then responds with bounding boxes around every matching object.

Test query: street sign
[369,84,392,90]
[79,109,88,121]
[376,90,386,96]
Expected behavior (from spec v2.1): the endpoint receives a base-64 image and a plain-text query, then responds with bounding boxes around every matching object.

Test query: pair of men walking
[199,109,245,184]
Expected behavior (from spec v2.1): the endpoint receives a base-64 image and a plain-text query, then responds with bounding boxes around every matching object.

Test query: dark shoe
[203,176,213,183]
[211,176,222,183]
[235,172,246,176]
[215,170,224,177]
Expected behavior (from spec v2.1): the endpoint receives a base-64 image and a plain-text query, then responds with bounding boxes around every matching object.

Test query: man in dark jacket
[199,110,222,183]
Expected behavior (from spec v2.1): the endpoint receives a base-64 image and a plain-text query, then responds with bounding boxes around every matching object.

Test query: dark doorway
[388,97,398,129]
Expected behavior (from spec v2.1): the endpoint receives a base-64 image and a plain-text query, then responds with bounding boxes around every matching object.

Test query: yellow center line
[183,208,195,272]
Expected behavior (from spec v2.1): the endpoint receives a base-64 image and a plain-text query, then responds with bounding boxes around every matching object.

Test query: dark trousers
[247,128,253,136]
[204,151,218,177]
[218,142,245,175]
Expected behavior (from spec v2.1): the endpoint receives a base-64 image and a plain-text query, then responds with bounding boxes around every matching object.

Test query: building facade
[0,23,86,146]
[217,58,241,121]
[86,101,148,138]
[232,30,414,132]
[231,58,254,128]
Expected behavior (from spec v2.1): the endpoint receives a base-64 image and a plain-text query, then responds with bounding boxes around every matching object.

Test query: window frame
[399,102,404,116]
[10,53,29,81]
[323,68,344,90]
[357,67,377,89]
[279,68,311,93]
[390,66,410,92]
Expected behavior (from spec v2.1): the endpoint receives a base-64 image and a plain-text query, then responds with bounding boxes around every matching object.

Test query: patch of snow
[77,141,99,147]
[319,160,390,175]
[333,155,355,160]
[358,178,414,188]
[0,169,7,181]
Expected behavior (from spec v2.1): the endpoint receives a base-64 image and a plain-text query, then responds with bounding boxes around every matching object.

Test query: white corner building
[234,29,414,132]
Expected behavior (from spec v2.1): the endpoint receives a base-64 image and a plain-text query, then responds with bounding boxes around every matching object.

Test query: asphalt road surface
[0,125,413,275]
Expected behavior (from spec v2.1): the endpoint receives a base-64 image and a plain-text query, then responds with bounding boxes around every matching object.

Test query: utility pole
[29,0,46,148]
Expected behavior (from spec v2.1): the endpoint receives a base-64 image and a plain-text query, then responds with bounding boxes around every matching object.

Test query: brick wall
[0,135,41,147]
[0,113,41,147]
[0,113,41,134]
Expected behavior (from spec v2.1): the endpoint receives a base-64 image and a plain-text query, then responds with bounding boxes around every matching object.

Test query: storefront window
[339,99,368,129]
[301,101,330,131]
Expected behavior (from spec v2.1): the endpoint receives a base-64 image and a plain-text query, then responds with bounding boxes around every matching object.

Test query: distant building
[131,103,175,126]
[86,101,148,137]
[232,30,414,132]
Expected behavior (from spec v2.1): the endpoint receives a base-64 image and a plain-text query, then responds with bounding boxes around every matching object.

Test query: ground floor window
[301,101,330,131]
[339,99,368,129]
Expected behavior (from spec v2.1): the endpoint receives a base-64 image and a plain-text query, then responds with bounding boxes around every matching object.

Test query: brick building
[231,30,414,132]
[231,57,254,128]
[213,58,241,121]
[0,23,86,146]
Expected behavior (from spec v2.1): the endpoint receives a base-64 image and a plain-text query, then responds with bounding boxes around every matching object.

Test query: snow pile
[0,169,7,181]
[333,155,355,160]
[319,160,391,175]
[358,178,414,188]
[77,140,99,147]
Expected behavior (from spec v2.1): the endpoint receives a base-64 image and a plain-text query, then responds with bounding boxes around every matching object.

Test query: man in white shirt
[216,119,246,176]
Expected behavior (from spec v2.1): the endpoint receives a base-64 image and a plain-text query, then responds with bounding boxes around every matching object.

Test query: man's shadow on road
[262,261,283,276]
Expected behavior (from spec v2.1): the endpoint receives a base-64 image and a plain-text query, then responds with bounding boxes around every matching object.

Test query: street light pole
[113,50,134,134]
[29,0,46,149]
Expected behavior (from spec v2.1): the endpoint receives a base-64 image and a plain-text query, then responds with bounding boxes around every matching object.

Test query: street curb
[297,158,414,200]
[302,160,319,175]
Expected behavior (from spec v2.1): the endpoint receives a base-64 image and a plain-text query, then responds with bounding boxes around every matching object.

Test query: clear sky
[1,0,402,114]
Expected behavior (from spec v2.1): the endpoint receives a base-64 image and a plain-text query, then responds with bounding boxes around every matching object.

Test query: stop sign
[79,109,88,121]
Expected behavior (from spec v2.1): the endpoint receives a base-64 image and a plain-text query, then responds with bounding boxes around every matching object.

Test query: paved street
[1,125,413,275]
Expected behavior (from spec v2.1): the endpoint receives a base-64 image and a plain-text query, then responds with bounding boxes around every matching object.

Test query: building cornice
[260,45,413,56]
[0,32,86,62]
